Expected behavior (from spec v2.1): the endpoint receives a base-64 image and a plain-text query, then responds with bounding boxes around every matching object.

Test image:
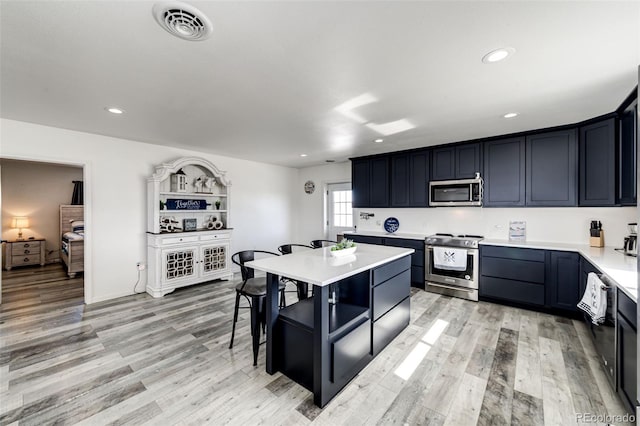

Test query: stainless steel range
[425,233,483,301]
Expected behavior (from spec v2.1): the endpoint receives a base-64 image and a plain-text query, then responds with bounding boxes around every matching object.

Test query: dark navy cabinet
[349,234,425,289]
[483,137,526,207]
[618,99,637,206]
[579,119,616,206]
[390,149,430,207]
[526,129,578,206]
[431,143,481,181]
[351,156,389,208]
[547,251,580,312]
[616,289,637,414]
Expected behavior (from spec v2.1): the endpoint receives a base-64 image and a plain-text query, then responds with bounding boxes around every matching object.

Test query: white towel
[577,272,607,325]
[433,247,467,271]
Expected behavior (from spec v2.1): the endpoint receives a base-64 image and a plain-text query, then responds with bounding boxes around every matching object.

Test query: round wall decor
[304,180,315,194]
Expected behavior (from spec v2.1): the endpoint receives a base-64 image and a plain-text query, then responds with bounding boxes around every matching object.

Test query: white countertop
[246,243,415,286]
[344,230,427,241]
[481,239,638,301]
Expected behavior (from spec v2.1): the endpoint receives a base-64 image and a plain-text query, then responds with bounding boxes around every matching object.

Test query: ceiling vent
[152,2,213,41]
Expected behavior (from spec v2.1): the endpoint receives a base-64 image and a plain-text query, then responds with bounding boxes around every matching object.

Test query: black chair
[229,250,286,366]
[310,239,338,249]
[277,244,313,300]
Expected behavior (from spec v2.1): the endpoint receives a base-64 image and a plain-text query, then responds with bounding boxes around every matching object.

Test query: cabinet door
[390,154,410,207]
[349,235,384,245]
[369,157,389,207]
[162,246,197,284]
[431,147,455,181]
[352,159,370,208]
[579,119,616,206]
[456,143,481,179]
[526,129,578,206]
[617,313,637,414]
[409,150,430,206]
[483,138,526,207]
[200,243,229,277]
[547,251,580,312]
[619,102,637,206]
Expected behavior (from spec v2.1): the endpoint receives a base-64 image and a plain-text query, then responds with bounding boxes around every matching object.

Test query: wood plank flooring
[0,264,632,425]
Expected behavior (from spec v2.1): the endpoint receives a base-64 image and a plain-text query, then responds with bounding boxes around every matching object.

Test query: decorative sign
[166,199,209,210]
[183,218,198,231]
[304,180,315,194]
[509,221,526,241]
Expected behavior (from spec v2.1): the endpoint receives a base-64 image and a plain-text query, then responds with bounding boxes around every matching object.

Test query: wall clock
[304,180,315,194]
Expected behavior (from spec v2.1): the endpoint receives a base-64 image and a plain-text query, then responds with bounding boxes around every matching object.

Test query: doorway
[1,158,86,305]
[326,182,355,240]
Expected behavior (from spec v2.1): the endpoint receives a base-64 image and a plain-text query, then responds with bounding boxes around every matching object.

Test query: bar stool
[310,239,338,249]
[277,244,313,300]
[229,250,286,366]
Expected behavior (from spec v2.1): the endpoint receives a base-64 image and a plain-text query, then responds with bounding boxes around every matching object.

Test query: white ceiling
[1,1,639,168]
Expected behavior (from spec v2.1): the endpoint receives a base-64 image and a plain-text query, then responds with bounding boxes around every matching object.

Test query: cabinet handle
[24,243,30,247]
[24,250,30,254]
[23,257,29,262]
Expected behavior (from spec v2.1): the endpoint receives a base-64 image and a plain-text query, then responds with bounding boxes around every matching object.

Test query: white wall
[294,162,352,244]
[1,160,83,263]
[1,118,297,303]
[295,162,636,247]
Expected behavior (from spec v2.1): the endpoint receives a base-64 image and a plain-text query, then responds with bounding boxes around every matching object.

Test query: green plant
[215,200,221,209]
[330,239,356,251]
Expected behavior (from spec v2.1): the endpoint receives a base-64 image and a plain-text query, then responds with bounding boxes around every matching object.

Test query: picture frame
[183,218,197,231]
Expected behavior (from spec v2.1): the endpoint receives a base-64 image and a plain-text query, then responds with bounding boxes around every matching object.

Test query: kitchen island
[246,243,414,407]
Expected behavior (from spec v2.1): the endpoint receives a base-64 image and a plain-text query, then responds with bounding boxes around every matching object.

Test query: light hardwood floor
[0,264,632,425]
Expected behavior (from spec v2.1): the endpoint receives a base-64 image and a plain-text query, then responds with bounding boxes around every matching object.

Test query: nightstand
[3,239,46,270]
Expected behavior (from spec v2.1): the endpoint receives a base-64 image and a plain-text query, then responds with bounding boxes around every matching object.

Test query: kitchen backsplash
[354,207,637,247]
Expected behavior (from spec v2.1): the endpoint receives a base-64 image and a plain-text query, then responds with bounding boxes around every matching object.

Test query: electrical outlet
[376,220,381,226]
[136,262,146,271]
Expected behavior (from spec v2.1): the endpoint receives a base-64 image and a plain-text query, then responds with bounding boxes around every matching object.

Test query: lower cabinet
[350,234,425,288]
[479,246,579,314]
[547,251,580,312]
[147,231,233,297]
[617,290,637,414]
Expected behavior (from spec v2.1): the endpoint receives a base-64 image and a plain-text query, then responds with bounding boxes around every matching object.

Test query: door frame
[323,180,354,240]
[0,154,92,304]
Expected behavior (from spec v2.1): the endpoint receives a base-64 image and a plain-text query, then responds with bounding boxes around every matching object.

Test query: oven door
[587,281,616,389]
[425,246,478,289]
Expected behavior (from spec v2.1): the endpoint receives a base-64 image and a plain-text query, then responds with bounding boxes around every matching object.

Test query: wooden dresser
[3,239,46,270]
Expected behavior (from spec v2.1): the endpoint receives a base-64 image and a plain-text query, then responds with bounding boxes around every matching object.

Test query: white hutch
[147,157,233,297]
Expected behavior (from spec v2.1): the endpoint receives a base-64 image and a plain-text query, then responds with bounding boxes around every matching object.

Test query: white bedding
[63,232,84,241]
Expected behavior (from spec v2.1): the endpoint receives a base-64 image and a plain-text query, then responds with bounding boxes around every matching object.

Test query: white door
[327,182,354,241]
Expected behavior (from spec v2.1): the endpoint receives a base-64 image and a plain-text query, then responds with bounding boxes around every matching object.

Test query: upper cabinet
[526,129,578,206]
[431,142,481,181]
[483,137,526,207]
[352,156,389,208]
[619,98,637,206]
[579,118,616,206]
[390,149,430,207]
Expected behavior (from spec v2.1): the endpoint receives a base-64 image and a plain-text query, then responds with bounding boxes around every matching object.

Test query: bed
[60,205,84,278]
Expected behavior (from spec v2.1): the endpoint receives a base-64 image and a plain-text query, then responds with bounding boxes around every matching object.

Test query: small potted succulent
[329,239,357,257]
[215,200,221,210]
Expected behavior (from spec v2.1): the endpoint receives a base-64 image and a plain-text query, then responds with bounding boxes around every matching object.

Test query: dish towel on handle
[577,272,607,325]
[432,247,467,271]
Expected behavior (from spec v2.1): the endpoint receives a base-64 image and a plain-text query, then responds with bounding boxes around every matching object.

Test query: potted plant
[215,200,221,210]
[329,239,357,257]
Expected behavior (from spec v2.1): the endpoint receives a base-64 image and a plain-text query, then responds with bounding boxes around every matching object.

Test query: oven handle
[427,281,475,292]
[597,273,611,291]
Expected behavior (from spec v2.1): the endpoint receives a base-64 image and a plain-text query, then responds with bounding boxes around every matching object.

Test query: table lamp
[12,216,29,240]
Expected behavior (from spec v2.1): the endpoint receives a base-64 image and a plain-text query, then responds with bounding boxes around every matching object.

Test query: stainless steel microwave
[429,177,483,207]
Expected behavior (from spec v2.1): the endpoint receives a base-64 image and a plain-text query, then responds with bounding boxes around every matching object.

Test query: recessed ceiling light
[300,154,308,157]
[374,139,384,143]
[503,112,518,118]
[105,107,124,114]
[482,47,516,64]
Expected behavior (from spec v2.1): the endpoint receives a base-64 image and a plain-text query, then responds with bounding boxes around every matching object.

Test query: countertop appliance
[429,177,483,207]
[425,233,483,301]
